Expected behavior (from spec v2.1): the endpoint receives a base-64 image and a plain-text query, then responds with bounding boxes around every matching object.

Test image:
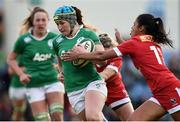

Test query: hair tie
[153,18,161,25]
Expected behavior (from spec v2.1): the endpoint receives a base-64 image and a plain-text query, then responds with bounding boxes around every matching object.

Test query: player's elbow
[7,53,16,66]
[97,52,106,61]
[7,55,12,65]
[97,56,105,61]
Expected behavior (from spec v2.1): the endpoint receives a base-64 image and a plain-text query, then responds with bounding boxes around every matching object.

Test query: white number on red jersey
[175,88,180,97]
[150,46,163,64]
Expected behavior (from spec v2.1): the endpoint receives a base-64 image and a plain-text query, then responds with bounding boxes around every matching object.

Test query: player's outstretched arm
[62,45,117,61]
[115,28,124,44]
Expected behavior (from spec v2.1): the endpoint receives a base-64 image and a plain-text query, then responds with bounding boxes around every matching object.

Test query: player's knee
[51,111,63,121]
[171,111,180,121]
[34,112,50,121]
[86,111,102,121]
[49,102,64,113]
[49,103,64,121]
[12,105,25,121]
[13,104,26,113]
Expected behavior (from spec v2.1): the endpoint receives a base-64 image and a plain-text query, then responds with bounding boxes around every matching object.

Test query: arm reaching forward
[61,45,118,61]
[115,28,124,44]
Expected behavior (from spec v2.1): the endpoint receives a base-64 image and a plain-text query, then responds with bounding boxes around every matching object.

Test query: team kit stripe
[113,47,122,57]
[106,65,119,73]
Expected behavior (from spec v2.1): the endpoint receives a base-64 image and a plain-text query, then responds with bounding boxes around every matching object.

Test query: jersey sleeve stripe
[113,47,122,57]
[106,65,119,73]
[175,88,180,97]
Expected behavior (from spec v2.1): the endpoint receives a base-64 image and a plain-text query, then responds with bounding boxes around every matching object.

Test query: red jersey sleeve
[107,58,122,73]
[113,39,136,56]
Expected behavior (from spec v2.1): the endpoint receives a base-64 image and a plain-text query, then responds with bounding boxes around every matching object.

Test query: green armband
[13,104,26,112]
[49,103,64,113]
[34,112,50,121]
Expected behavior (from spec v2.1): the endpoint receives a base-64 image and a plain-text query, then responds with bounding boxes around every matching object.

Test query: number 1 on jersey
[150,46,163,64]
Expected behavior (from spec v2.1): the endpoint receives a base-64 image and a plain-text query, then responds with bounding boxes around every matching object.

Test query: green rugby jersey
[10,75,24,88]
[53,28,102,93]
[10,56,25,88]
[13,31,59,88]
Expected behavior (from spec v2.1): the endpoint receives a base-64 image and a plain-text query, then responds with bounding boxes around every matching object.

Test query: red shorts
[150,81,180,114]
[106,81,130,109]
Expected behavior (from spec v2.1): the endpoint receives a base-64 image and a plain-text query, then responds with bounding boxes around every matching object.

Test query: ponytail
[71,6,98,32]
[153,18,173,47]
[136,14,173,47]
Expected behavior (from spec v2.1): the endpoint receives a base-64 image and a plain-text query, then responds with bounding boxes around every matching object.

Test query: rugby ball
[72,38,95,67]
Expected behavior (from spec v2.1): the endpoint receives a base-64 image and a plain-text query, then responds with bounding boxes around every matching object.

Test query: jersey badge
[139,35,153,42]
[95,84,101,89]
[170,98,178,106]
[48,39,53,49]
[56,36,63,43]
[24,37,32,43]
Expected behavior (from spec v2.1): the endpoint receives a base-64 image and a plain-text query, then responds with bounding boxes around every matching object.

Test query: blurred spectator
[0,7,12,121]
[0,9,4,48]
[0,64,12,120]
[121,55,152,108]
[168,51,180,79]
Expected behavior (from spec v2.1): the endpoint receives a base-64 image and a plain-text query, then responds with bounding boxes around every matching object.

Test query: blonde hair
[19,7,49,35]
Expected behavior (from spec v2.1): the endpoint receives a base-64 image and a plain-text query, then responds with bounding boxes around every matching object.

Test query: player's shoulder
[80,28,96,36]
[17,32,32,43]
[81,27,92,32]
[132,35,154,42]
[123,35,142,46]
[53,34,64,44]
[18,32,29,39]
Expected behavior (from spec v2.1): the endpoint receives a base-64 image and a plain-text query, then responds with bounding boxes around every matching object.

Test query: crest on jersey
[48,39,53,49]
[170,98,177,106]
[56,36,63,43]
[24,37,31,43]
[139,35,153,42]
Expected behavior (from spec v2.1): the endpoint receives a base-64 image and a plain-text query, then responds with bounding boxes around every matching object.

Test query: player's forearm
[93,60,107,66]
[100,68,116,81]
[57,57,63,72]
[79,51,106,61]
[8,66,25,76]
[7,59,24,77]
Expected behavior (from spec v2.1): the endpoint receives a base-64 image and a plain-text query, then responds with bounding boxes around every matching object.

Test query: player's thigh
[26,87,48,115]
[114,102,134,121]
[85,80,107,113]
[128,100,166,121]
[12,99,26,108]
[171,110,180,121]
[9,87,26,100]
[85,90,106,113]
[46,92,64,105]
[78,110,86,121]
[46,82,65,104]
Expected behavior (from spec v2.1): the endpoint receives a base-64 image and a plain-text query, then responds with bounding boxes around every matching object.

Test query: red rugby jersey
[96,57,125,87]
[114,35,179,94]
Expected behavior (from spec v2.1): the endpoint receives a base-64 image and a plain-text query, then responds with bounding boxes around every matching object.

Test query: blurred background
[0,0,179,121]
